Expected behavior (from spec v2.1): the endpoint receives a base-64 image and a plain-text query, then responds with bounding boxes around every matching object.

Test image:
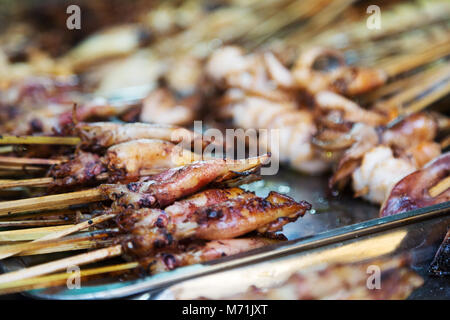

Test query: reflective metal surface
[0,174,448,299]
[156,207,450,300]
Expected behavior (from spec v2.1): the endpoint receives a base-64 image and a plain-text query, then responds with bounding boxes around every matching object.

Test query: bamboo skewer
[0,208,78,221]
[0,136,80,145]
[0,188,106,216]
[429,176,450,198]
[381,40,450,77]
[1,237,102,256]
[0,244,123,285]
[0,219,70,228]
[363,64,443,104]
[0,168,165,190]
[0,213,116,260]
[0,225,74,242]
[0,164,44,172]
[376,64,450,114]
[0,177,54,189]
[402,79,450,116]
[0,156,63,166]
[0,261,138,295]
[0,147,13,154]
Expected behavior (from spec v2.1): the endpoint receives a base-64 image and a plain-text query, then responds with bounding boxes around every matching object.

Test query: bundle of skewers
[0,0,449,298]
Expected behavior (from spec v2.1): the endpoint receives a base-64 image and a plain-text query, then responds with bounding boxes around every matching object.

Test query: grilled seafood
[214,255,422,300]
[206,47,331,174]
[139,238,277,275]
[49,139,203,187]
[380,152,450,217]
[229,96,330,174]
[292,47,387,95]
[140,88,201,126]
[315,90,387,127]
[0,97,131,136]
[118,188,310,256]
[325,113,441,204]
[75,121,208,150]
[102,155,270,209]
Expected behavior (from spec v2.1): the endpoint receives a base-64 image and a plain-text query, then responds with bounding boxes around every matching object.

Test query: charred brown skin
[138,238,277,275]
[380,152,449,217]
[48,151,106,188]
[102,157,267,209]
[120,190,310,257]
[75,121,210,151]
[327,112,440,190]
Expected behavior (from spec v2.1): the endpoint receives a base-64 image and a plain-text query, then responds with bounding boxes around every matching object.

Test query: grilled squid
[140,88,201,126]
[102,155,270,209]
[118,188,310,256]
[292,47,387,95]
[325,113,441,204]
[230,96,330,174]
[49,139,202,187]
[315,90,387,127]
[1,98,131,136]
[75,121,209,150]
[206,47,330,174]
[139,238,277,275]
[380,152,450,217]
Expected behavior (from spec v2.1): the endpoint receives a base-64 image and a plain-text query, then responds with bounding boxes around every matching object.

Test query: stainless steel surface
[156,210,450,300]
[0,174,448,299]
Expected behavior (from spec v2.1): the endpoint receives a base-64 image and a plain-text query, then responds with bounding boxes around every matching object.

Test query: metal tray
[0,172,448,299]
[155,207,450,300]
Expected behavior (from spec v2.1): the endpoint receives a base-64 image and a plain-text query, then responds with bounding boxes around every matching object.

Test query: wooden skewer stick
[0,147,13,154]
[381,40,450,77]
[0,188,106,216]
[0,168,166,190]
[1,233,111,256]
[0,225,74,242]
[0,177,54,189]
[0,213,116,260]
[441,136,450,150]
[0,136,80,145]
[0,244,122,285]
[0,219,69,228]
[429,176,450,198]
[0,156,63,166]
[2,237,101,256]
[0,164,45,172]
[402,79,450,116]
[0,261,137,295]
[376,64,450,112]
[0,208,78,221]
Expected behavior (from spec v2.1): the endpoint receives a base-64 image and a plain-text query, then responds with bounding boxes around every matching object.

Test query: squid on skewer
[0,155,310,286]
[139,238,277,275]
[206,47,330,175]
[205,46,387,175]
[322,112,442,205]
[74,121,209,151]
[292,47,387,96]
[48,139,201,188]
[380,152,449,217]
[117,187,310,256]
